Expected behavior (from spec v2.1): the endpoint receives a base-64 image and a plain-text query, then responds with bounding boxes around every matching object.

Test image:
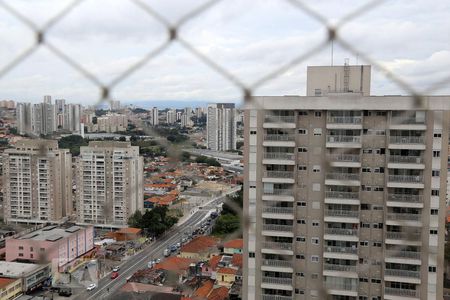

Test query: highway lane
[72,210,209,300]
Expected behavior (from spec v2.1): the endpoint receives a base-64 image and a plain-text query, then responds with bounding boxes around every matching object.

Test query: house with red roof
[223,239,243,255]
[154,256,194,283]
[216,267,238,287]
[179,236,220,261]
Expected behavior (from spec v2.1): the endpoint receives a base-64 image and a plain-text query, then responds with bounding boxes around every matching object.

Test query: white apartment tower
[243,65,450,300]
[76,141,144,227]
[151,107,159,126]
[166,109,177,124]
[207,103,237,151]
[2,139,73,223]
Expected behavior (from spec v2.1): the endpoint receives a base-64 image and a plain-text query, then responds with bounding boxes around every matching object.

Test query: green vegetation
[58,135,88,156]
[212,187,243,236]
[131,139,166,157]
[195,155,221,167]
[181,151,191,162]
[131,108,148,114]
[128,206,179,237]
[154,127,189,144]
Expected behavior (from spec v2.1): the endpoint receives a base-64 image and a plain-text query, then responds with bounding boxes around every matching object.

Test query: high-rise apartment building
[166,109,177,124]
[16,102,32,135]
[75,141,144,227]
[151,107,159,126]
[243,65,450,300]
[207,103,236,151]
[2,139,73,223]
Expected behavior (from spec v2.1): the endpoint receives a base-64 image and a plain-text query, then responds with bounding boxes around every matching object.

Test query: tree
[58,135,88,156]
[129,207,179,237]
[128,210,143,228]
[181,151,191,162]
[212,214,240,236]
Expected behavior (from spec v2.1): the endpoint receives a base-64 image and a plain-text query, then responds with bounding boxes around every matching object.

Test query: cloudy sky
[0,0,449,106]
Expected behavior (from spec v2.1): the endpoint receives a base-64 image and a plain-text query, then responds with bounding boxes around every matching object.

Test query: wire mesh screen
[0,0,449,299]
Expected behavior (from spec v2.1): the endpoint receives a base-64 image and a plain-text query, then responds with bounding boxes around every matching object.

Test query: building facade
[75,141,143,227]
[243,66,450,300]
[151,107,159,126]
[166,109,177,124]
[207,103,236,151]
[2,139,72,224]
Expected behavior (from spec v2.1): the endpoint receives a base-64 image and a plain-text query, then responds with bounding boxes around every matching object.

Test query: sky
[0,0,449,106]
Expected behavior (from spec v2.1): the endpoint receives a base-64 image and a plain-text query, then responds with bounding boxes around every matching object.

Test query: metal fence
[0,0,449,299]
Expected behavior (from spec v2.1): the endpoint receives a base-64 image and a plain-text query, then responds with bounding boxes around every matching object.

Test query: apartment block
[166,109,177,124]
[75,141,144,227]
[207,103,237,151]
[2,139,73,224]
[243,65,450,300]
[151,107,159,126]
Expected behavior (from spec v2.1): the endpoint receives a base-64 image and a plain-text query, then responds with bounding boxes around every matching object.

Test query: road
[73,210,209,300]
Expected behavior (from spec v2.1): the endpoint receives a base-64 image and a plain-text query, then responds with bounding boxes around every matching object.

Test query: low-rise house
[0,277,22,300]
[216,267,238,288]
[154,256,194,284]
[179,236,219,261]
[207,286,229,300]
[0,262,50,294]
[106,228,142,241]
[223,239,243,255]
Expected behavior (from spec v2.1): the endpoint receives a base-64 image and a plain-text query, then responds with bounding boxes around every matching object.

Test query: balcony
[325,282,357,292]
[262,295,292,300]
[387,194,422,203]
[263,153,296,165]
[262,259,293,269]
[261,276,293,286]
[387,175,424,189]
[262,189,294,202]
[389,136,426,150]
[324,228,358,241]
[263,206,294,220]
[264,115,296,129]
[324,264,357,273]
[384,287,420,298]
[263,134,296,147]
[390,116,426,131]
[385,269,420,279]
[263,171,295,184]
[263,224,293,232]
[326,135,361,148]
[387,213,421,222]
[326,116,363,129]
[261,242,294,255]
[325,173,360,187]
[386,232,421,246]
[325,191,359,205]
[388,155,424,170]
[324,246,358,255]
[385,250,421,260]
[328,154,360,163]
[325,210,359,218]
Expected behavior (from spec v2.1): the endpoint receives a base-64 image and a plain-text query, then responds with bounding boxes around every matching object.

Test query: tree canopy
[128,206,179,237]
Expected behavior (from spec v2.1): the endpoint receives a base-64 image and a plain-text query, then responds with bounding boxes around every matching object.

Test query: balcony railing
[324,264,357,272]
[264,134,296,142]
[386,232,421,241]
[325,228,358,236]
[389,155,423,164]
[325,191,359,199]
[264,115,296,123]
[263,153,295,160]
[326,135,361,143]
[391,117,425,125]
[389,136,425,144]
[264,171,295,179]
[386,250,421,260]
[262,295,293,300]
[388,175,423,183]
[327,116,362,124]
[328,154,360,162]
[263,224,293,232]
[262,259,293,268]
[326,173,359,181]
[325,210,359,218]
[387,194,423,203]
[324,246,358,255]
[385,269,420,278]
[263,207,294,214]
[261,276,293,286]
[262,242,293,251]
[385,287,420,298]
[325,282,357,291]
[263,189,293,196]
[387,213,421,221]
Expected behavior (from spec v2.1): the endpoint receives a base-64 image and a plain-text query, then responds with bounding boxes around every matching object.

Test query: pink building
[5,225,94,271]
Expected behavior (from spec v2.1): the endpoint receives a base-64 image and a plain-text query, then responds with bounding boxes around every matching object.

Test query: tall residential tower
[207,103,237,151]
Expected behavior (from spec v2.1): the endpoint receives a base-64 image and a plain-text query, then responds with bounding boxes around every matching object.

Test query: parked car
[87,283,97,291]
[155,258,161,263]
[112,266,120,272]
[176,242,181,248]
[58,288,72,297]
[163,248,170,257]
[170,245,177,252]
[111,272,119,279]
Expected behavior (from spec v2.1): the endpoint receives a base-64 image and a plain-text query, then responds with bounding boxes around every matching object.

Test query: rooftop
[0,261,47,277]
[181,236,218,254]
[116,227,141,235]
[223,239,243,249]
[18,225,86,242]
[207,286,229,300]
[193,280,214,298]
[216,267,238,275]
[154,256,194,273]
[0,277,18,289]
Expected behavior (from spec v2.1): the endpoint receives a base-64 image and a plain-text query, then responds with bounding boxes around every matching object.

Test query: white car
[155,258,161,263]
[86,283,97,291]
[112,266,120,272]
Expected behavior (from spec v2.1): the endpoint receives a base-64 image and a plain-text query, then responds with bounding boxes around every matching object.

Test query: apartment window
[359,258,368,264]
[40,248,45,252]
[249,252,255,258]
[361,223,370,228]
[297,201,306,207]
[434,133,442,138]
[30,254,33,259]
[433,151,441,157]
[359,297,368,300]
[372,297,381,300]
[373,167,384,173]
[18,253,23,257]
[429,266,437,272]
[372,242,382,247]
[298,147,308,153]
[250,185,256,189]
[361,185,371,191]
[311,256,319,262]
[312,221,320,227]
[430,229,438,235]
[432,170,440,177]
[361,204,370,210]
[250,131,257,135]
[431,209,438,215]
[313,128,322,136]
[311,273,318,279]
[30,247,33,252]
[432,189,440,196]
[373,223,383,229]
[359,278,369,283]
[311,237,319,245]
[297,219,306,224]
[296,272,305,277]
[374,148,385,154]
[371,278,381,283]
[314,111,322,117]
[298,165,307,171]
[297,236,306,242]
[298,111,308,116]
[18,246,23,250]
[363,149,372,154]
[373,186,384,191]
[313,165,321,173]
[298,129,307,134]
[362,167,371,173]
[296,254,305,259]
[373,205,383,210]
[314,89,322,96]
[360,241,369,247]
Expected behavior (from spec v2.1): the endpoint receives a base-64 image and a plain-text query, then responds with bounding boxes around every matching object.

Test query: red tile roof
[231,254,243,268]
[154,256,194,273]
[223,239,243,249]
[208,255,222,270]
[181,236,219,253]
[207,287,229,300]
[193,280,214,298]
[0,278,17,289]
[216,267,238,275]
[117,227,141,234]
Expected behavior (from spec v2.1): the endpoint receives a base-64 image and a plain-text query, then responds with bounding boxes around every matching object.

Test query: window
[298,129,307,134]
[312,221,320,227]
[373,223,383,229]
[296,272,305,277]
[297,236,306,242]
[371,278,381,283]
[313,165,321,173]
[297,201,306,207]
[433,151,441,157]
[373,205,383,210]
[18,246,23,250]
[360,241,369,247]
[311,273,318,279]
[314,111,322,117]
[249,252,255,258]
[374,167,384,173]
[359,297,368,300]
[250,185,256,189]
[362,167,371,173]
[363,149,372,154]
[250,131,257,135]
[430,229,438,234]
[30,247,33,252]
[18,253,23,257]
[361,223,370,228]
[434,133,442,138]
[431,209,438,215]
[359,278,369,282]
[432,189,440,196]
[432,170,440,177]
[313,128,322,136]
[40,248,45,252]
[372,242,382,247]
[296,254,305,259]
[297,219,306,224]
[373,186,384,191]
[298,147,308,153]
[314,89,322,96]
[298,111,308,116]
[361,204,370,210]
[311,237,319,245]
[298,165,307,171]
[374,148,385,154]
[30,254,33,259]
[361,185,371,191]
[429,266,437,272]
[311,256,319,262]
